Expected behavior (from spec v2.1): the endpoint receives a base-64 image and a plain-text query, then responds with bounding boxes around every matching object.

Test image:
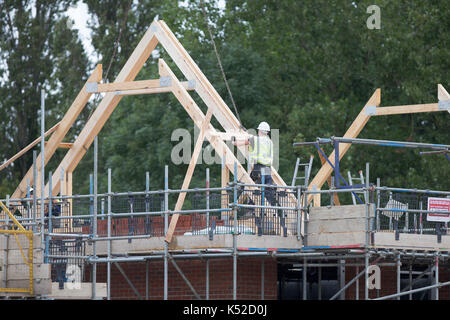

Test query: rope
[87,0,133,121]
[199,0,244,128]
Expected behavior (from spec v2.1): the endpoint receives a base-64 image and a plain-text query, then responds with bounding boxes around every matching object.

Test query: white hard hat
[257,121,270,132]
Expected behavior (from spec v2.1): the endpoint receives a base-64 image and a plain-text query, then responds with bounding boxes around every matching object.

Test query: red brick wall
[84,214,225,237]
[84,257,277,300]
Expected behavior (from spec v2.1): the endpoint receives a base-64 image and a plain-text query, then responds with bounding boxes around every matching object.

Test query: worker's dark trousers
[236,164,280,210]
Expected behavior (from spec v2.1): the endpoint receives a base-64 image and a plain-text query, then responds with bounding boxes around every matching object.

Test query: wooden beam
[154,21,290,190]
[11,64,103,199]
[159,59,256,243]
[307,89,381,203]
[0,121,61,172]
[207,131,253,141]
[44,142,73,149]
[155,20,300,233]
[166,108,213,243]
[374,103,440,116]
[43,23,159,198]
[86,79,193,93]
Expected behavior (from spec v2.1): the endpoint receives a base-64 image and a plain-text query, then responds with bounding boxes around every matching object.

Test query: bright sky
[66,1,95,58]
[66,0,226,65]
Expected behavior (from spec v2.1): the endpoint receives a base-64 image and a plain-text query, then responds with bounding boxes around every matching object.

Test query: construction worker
[233,122,280,227]
[233,121,274,184]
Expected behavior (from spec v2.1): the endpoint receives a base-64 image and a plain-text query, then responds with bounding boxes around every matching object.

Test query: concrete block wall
[84,257,277,300]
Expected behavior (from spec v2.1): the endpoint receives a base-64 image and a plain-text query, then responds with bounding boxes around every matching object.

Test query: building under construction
[1,20,450,300]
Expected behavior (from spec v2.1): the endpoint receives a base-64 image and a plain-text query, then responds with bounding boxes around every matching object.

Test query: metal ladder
[347,170,367,204]
[291,155,314,188]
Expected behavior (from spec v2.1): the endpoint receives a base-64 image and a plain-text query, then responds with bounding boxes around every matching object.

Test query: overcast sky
[66,1,226,62]
[66,2,94,58]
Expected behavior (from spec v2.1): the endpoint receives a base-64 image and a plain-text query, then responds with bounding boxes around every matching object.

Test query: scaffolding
[1,158,449,300]
[0,20,449,300]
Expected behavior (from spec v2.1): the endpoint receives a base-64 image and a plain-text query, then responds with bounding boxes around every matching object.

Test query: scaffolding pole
[206,259,209,300]
[233,162,238,301]
[396,253,401,300]
[92,136,98,300]
[169,254,201,299]
[107,168,112,300]
[373,280,450,300]
[164,165,168,300]
[32,151,37,232]
[40,89,45,251]
[303,258,307,300]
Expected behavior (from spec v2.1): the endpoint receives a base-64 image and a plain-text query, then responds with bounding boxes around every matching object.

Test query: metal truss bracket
[438,100,450,111]
[364,105,377,115]
[86,82,98,93]
[187,79,196,89]
[160,76,172,87]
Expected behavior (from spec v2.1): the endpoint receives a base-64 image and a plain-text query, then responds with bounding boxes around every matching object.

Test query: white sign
[427,197,450,222]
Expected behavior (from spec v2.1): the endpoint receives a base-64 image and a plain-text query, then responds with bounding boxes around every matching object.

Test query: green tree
[0,1,89,196]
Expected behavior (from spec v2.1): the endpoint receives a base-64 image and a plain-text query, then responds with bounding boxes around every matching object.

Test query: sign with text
[427,197,450,222]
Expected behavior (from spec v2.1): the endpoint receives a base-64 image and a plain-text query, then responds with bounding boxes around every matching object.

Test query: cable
[87,0,133,121]
[199,0,244,129]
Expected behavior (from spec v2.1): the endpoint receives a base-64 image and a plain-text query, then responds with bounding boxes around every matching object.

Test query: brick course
[84,257,277,300]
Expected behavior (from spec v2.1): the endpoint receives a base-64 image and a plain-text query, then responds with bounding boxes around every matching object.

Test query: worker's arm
[232,136,254,147]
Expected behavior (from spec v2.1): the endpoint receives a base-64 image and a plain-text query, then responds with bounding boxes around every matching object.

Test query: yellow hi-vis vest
[248,135,273,167]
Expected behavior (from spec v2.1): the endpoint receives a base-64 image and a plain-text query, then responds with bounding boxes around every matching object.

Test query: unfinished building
[1,20,450,300]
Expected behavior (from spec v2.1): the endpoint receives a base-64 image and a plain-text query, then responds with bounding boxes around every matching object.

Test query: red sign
[427,197,450,222]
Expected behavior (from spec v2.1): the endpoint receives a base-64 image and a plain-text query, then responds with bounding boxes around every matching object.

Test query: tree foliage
[0,0,448,199]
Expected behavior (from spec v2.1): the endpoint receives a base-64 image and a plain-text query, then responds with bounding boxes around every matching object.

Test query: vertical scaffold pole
[296,186,301,241]
[434,254,439,300]
[164,165,169,300]
[365,252,369,300]
[303,258,307,300]
[396,253,401,300]
[206,259,210,300]
[356,266,359,300]
[107,168,112,300]
[92,136,98,299]
[40,89,45,251]
[233,162,238,300]
[206,168,210,232]
[44,171,52,264]
[365,163,370,247]
[145,171,150,301]
[376,178,380,232]
[32,151,37,232]
[339,259,345,300]
[145,172,150,235]
[409,264,412,300]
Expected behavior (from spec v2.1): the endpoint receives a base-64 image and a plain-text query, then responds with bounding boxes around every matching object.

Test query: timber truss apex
[11,20,297,244]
